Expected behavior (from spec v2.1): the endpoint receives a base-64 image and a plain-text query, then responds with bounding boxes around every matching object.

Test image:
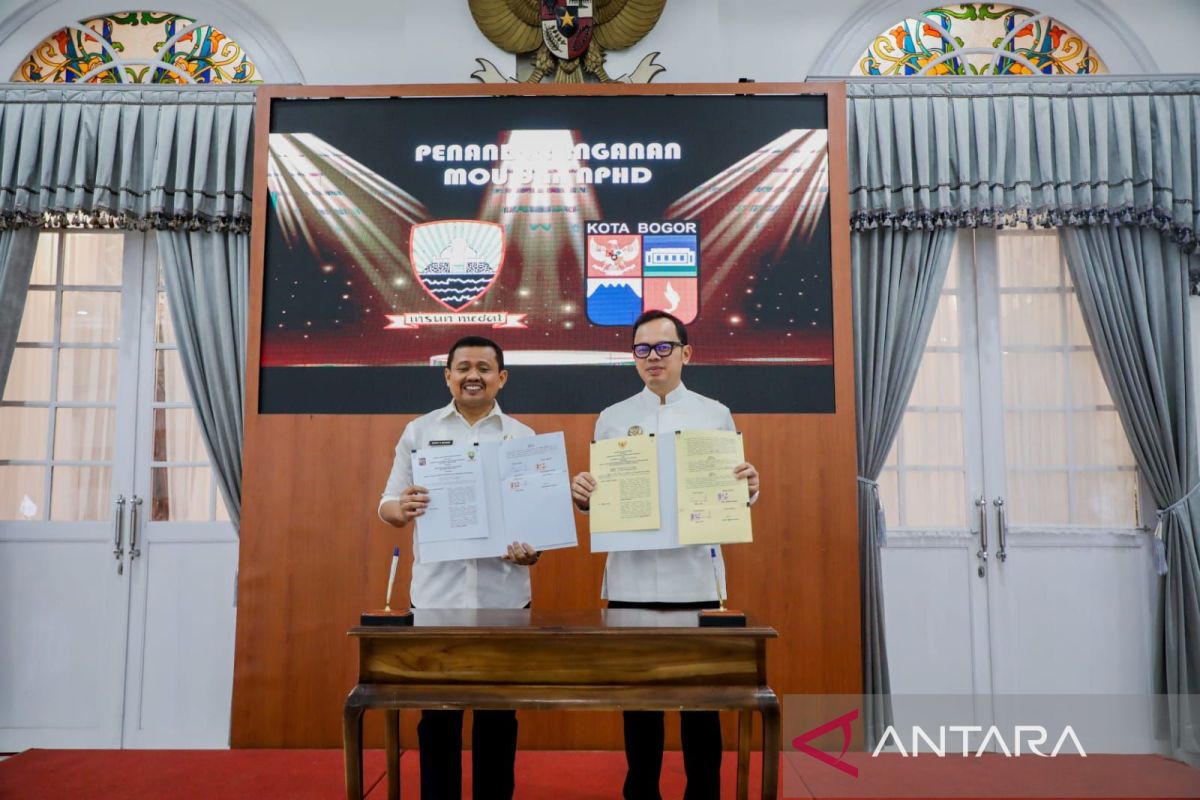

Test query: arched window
[11,11,261,83]
[855,4,1106,76]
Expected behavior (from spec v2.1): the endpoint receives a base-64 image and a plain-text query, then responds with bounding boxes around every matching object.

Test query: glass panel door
[0,231,143,748]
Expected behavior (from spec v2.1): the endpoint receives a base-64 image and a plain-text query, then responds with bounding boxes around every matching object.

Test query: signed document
[675,430,752,545]
[412,446,489,543]
[498,432,577,551]
[589,435,661,533]
[414,433,578,563]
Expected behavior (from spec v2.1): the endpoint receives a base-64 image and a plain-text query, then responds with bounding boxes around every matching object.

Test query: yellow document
[675,429,752,545]
[589,435,661,533]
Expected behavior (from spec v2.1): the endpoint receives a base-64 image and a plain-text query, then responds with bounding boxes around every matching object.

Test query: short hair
[631,310,688,346]
[447,335,504,371]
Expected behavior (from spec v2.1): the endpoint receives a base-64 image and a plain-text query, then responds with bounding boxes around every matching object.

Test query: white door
[880,229,1159,752]
[120,239,239,749]
[0,231,237,750]
[974,230,1158,751]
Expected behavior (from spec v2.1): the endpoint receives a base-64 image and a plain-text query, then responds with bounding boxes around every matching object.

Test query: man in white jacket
[379,335,539,800]
[570,310,760,800]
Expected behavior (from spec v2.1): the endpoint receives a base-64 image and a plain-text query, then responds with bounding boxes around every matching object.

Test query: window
[855,4,1106,76]
[0,231,229,522]
[12,11,261,84]
[880,230,1139,533]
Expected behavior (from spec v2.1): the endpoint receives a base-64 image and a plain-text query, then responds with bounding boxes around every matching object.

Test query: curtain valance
[0,85,255,233]
[847,80,1200,257]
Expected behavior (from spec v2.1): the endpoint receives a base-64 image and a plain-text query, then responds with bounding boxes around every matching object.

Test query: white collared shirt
[594,383,755,603]
[379,400,534,609]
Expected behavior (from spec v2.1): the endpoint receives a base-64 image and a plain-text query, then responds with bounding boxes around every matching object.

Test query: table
[343,608,779,799]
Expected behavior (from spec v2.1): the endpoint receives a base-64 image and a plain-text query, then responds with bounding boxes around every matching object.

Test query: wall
[1,0,1198,86]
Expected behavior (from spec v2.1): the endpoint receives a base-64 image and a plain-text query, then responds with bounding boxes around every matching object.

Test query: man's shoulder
[399,407,450,438]
[598,392,645,419]
[501,413,536,438]
[683,389,732,415]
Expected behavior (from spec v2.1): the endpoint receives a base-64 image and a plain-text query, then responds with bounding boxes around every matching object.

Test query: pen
[710,547,725,611]
[384,546,399,612]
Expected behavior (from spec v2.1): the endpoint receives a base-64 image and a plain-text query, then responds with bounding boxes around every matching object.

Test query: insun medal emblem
[540,0,594,60]
[410,220,505,312]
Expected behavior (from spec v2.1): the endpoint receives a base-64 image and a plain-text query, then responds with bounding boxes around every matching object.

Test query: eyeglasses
[632,341,684,359]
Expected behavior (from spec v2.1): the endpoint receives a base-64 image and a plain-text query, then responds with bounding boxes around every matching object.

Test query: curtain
[853,226,957,745]
[0,228,39,393]
[158,230,248,529]
[847,77,1200,752]
[847,80,1200,268]
[0,84,255,530]
[1062,224,1200,760]
[0,85,254,231]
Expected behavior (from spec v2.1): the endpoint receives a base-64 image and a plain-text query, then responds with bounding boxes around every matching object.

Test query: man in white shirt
[570,311,761,800]
[379,335,539,800]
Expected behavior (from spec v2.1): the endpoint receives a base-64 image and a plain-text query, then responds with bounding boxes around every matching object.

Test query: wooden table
[343,608,780,800]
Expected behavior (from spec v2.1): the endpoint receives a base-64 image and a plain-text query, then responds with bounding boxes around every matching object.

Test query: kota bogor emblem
[469,0,668,84]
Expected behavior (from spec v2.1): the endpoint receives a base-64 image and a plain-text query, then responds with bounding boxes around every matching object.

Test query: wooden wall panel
[231,83,858,749]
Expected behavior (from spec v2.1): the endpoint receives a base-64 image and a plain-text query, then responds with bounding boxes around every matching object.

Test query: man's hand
[571,472,597,511]
[387,484,429,526]
[502,541,540,566]
[733,462,760,498]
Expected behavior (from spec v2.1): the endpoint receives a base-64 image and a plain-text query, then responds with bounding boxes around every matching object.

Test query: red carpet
[0,749,386,800]
[2,749,1197,799]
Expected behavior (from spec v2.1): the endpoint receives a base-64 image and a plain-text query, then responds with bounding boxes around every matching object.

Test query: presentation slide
[259,93,835,413]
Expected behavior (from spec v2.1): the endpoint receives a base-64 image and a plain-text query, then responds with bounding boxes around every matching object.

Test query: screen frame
[247,81,851,416]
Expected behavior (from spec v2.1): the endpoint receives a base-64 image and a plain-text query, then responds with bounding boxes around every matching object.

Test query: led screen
[259,94,835,413]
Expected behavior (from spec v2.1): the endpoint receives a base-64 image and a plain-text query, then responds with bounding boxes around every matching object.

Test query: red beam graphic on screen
[664,129,829,305]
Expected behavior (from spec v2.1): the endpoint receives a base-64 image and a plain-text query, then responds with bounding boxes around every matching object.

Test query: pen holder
[698,608,746,627]
[361,608,414,627]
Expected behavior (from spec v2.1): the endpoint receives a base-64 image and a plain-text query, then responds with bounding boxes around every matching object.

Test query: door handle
[113,494,127,575]
[129,495,144,563]
[974,496,988,576]
[993,497,1008,562]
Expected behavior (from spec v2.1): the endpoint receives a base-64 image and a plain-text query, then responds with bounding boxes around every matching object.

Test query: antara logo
[791,711,1088,780]
[873,724,1087,758]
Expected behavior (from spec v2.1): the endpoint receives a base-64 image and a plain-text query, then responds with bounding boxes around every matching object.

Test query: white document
[589,434,682,553]
[412,445,488,543]
[415,432,578,563]
[498,432,578,550]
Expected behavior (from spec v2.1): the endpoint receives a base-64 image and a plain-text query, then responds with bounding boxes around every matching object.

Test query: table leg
[737,709,752,800]
[760,697,781,800]
[343,699,366,800]
[385,709,400,800]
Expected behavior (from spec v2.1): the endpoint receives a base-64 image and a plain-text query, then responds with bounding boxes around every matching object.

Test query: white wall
[0,0,1196,84]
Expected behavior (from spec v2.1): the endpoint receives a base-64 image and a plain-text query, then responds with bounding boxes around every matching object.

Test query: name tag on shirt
[428,439,454,446]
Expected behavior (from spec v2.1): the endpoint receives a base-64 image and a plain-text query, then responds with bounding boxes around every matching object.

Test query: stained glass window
[12,11,262,84]
[855,4,1106,76]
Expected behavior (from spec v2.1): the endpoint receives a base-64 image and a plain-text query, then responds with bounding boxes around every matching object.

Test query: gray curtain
[853,226,957,745]
[847,78,1200,751]
[158,230,247,529]
[0,228,40,391]
[0,84,255,531]
[847,80,1199,261]
[0,85,254,231]
[1062,224,1200,759]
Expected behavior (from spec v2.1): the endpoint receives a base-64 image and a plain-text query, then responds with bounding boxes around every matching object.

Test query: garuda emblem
[469,0,668,84]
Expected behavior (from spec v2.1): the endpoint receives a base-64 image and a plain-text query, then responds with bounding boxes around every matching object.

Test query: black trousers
[608,600,722,800]
[417,708,518,800]
[412,604,524,800]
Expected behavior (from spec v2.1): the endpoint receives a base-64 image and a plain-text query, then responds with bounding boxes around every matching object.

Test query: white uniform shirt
[379,400,534,609]
[595,383,755,603]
